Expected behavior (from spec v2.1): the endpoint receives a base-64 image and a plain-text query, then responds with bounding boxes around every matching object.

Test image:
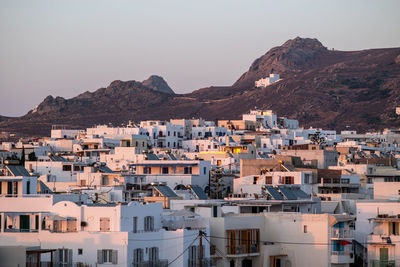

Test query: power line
[167,235,199,266]
[207,235,393,246]
[129,233,198,241]
[203,235,226,260]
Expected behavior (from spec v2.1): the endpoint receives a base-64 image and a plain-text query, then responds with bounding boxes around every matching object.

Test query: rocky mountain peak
[142,75,174,94]
[234,37,329,87]
[282,37,326,50]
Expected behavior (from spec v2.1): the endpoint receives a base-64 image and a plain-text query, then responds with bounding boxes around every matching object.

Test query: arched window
[144,216,154,232]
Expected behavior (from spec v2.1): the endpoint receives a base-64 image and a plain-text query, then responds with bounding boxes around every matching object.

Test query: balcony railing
[132,260,168,267]
[188,258,215,267]
[331,228,354,239]
[226,244,259,256]
[370,260,396,267]
[26,263,82,267]
[331,251,354,264]
[4,228,39,233]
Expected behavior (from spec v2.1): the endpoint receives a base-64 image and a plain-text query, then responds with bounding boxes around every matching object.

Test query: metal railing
[132,260,168,267]
[188,258,215,267]
[226,244,259,255]
[26,263,84,267]
[4,228,39,233]
[370,260,396,267]
[331,228,354,239]
[331,251,353,257]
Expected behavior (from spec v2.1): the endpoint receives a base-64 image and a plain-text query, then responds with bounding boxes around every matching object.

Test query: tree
[20,146,25,166]
[310,131,326,145]
[28,152,37,161]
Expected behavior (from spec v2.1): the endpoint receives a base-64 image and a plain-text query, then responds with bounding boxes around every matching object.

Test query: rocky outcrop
[142,75,174,94]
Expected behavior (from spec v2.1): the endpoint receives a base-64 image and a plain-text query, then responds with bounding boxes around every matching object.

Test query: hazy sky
[0,0,399,116]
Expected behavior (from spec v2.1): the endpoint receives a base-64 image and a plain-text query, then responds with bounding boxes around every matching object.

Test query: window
[204,167,207,175]
[57,249,72,265]
[265,176,272,184]
[66,218,77,232]
[162,167,169,174]
[73,165,81,171]
[188,246,197,267]
[100,217,110,232]
[148,247,159,263]
[389,222,399,235]
[253,177,258,185]
[7,181,18,195]
[304,225,308,233]
[304,174,310,184]
[103,250,112,263]
[97,249,118,264]
[133,248,144,265]
[62,165,72,171]
[144,216,154,232]
[283,176,294,184]
[184,167,192,174]
[213,206,218,218]
[168,131,170,136]
[26,180,30,194]
[144,167,151,174]
[133,217,138,233]
[101,176,109,185]
[78,249,83,255]
[188,245,205,267]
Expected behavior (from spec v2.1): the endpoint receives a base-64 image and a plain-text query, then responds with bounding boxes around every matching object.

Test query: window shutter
[68,249,73,263]
[53,250,60,264]
[112,250,118,264]
[97,250,103,264]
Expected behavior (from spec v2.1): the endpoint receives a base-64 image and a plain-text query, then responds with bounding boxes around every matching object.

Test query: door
[380,247,388,267]
[241,259,252,267]
[19,215,30,232]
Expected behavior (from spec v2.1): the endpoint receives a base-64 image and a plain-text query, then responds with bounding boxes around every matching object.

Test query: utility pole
[199,230,203,267]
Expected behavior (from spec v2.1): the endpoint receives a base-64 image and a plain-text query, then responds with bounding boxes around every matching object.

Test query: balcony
[331,251,354,264]
[226,244,260,257]
[4,228,39,233]
[331,228,354,239]
[188,258,216,267]
[370,260,396,267]
[132,260,168,267]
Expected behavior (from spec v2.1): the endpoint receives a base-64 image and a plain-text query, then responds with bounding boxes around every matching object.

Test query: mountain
[1,37,400,136]
[142,75,174,94]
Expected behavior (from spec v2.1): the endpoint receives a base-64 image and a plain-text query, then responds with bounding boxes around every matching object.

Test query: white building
[140,121,184,149]
[234,170,315,195]
[0,195,209,267]
[242,110,278,129]
[254,74,280,88]
[368,214,400,267]
[131,159,211,192]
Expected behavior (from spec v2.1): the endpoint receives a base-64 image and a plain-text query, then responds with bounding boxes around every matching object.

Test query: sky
[0,0,399,116]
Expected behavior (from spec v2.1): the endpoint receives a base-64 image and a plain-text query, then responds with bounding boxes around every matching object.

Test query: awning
[329,215,355,226]
[321,201,339,214]
[48,215,66,221]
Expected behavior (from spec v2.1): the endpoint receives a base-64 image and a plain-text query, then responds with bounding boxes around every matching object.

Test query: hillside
[1,37,400,136]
